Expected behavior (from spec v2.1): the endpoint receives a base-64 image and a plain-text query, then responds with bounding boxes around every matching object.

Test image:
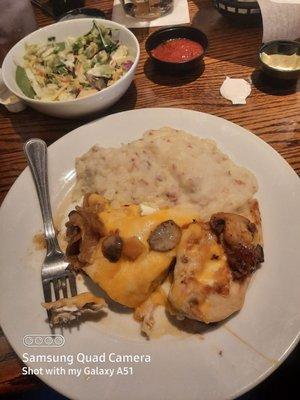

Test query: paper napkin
[257,0,300,42]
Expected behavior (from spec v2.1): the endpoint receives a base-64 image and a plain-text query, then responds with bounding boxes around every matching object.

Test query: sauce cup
[258,40,300,80]
[145,26,208,74]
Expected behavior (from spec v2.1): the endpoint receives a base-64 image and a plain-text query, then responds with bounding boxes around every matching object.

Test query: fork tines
[43,270,77,326]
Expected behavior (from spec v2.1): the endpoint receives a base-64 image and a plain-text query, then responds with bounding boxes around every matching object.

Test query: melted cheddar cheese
[83,204,200,308]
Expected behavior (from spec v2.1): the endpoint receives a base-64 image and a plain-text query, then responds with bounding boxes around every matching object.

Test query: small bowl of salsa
[145,26,208,74]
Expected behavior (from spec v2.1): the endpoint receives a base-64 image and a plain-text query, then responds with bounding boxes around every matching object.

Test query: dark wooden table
[0,0,299,398]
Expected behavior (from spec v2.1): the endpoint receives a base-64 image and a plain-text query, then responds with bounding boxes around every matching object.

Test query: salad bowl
[2,19,140,119]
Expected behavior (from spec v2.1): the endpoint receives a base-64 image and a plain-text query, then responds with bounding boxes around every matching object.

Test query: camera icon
[23,334,65,347]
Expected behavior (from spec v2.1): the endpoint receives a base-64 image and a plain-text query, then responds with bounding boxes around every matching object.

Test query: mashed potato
[74,127,258,218]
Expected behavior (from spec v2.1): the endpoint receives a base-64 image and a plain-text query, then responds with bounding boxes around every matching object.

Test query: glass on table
[0,0,37,65]
[121,0,174,19]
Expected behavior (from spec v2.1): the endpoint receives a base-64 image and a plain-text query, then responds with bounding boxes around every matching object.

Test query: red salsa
[151,38,204,63]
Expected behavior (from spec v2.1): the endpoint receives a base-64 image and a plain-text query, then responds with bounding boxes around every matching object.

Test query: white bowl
[2,19,140,119]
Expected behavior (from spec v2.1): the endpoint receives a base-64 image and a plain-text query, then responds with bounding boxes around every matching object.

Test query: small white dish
[1,19,140,119]
[0,109,299,400]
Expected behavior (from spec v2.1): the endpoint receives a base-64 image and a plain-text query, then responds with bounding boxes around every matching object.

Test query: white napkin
[257,0,300,42]
[112,0,190,28]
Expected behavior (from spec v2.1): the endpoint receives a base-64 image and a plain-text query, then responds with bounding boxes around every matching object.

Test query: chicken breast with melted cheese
[168,200,264,323]
[66,194,200,308]
[65,194,264,330]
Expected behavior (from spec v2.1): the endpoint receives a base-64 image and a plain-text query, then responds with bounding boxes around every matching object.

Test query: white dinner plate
[0,108,299,400]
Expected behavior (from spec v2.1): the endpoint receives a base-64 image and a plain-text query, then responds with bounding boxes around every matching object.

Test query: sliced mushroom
[210,213,257,247]
[65,192,108,272]
[102,234,123,263]
[210,213,264,280]
[65,210,86,269]
[148,220,182,252]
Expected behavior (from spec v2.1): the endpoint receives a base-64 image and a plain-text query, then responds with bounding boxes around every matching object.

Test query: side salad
[16,21,134,101]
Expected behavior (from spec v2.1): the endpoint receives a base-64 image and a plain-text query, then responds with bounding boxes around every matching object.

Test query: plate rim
[0,107,299,400]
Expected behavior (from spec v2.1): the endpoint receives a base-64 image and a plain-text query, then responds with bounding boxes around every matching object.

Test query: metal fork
[24,139,77,326]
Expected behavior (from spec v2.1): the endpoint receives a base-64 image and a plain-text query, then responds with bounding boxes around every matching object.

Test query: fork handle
[24,139,61,255]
